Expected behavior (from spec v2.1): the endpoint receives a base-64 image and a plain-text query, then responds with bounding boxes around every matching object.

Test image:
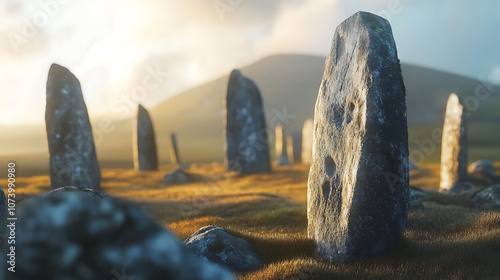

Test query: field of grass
[2,163,500,279]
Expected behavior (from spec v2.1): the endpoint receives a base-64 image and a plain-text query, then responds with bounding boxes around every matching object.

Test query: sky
[1,0,499,126]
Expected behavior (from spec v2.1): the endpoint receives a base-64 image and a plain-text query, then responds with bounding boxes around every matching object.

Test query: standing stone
[133,104,158,171]
[440,93,468,192]
[301,119,314,164]
[307,12,409,263]
[45,64,101,191]
[224,70,271,173]
[169,133,181,165]
[275,123,290,166]
[288,132,302,164]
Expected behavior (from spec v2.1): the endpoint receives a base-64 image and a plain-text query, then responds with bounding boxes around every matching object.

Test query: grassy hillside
[1,54,499,176]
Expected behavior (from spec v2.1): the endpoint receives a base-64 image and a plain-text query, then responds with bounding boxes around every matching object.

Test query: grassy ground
[3,163,500,279]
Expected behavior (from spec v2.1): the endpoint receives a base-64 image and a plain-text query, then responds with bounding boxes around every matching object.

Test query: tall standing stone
[169,133,181,165]
[301,119,314,164]
[307,12,409,262]
[440,93,468,192]
[275,123,290,166]
[287,132,302,164]
[45,64,101,191]
[133,104,158,171]
[224,70,271,173]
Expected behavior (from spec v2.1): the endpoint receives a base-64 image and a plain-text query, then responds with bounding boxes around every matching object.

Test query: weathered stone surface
[301,119,314,164]
[45,64,101,191]
[440,93,468,192]
[307,12,409,262]
[287,132,302,164]
[469,185,500,209]
[275,123,290,166]
[185,225,262,272]
[163,168,190,184]
[224,70,271,173]
[468,160,496,178]
[169,133,181,164]
[133,104,158,171]
[0,187,234,280]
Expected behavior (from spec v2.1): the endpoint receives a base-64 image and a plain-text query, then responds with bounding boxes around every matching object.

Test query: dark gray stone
[301,118,314,164]
[440,93,468,192]
[275,123,290,166]
[0,187,234,280]
[224,70,271,174]
[184,225,262,272]
[445,181,478,196]
[45,64,101,191]
[133,104,158,171]
[163,168,189,184]
[287,132,302,164]
[408,189,424,210]
[307,12,409,263]
[169,133,181,165]
[469,185,500,209]
[468,160,496,178]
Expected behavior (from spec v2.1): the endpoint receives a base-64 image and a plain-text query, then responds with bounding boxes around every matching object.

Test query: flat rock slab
[45,64,101,191]
[307,12,409,262]
[440,93,468,191]
[134,104,158,171]
[185,225,262,272]
[0,187,234,280]
[224,70,271,174]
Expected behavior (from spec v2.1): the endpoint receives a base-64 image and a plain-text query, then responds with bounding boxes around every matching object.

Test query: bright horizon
[1,0,500,126]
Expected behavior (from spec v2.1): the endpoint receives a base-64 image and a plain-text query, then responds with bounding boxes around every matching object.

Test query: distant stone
[408,189,424,210]
[409,162,418,171]
[169,133,181,165]
[45,64,101,191]
[409,186,428,198]
[446,181,478,196]
[133,105,158,171]
[469,185,500,209]
[185,225,262,272]
[301,119,314,164]
[0,188,234,280]
[468,160,496,178]
[440,93,468,192]
[163,168,189,184]
[224,70,271,174]
[307,12,409,262]
[0,187,5,222]
[275,123,290,166]
[45,186,107,199]
[288,132,302,164]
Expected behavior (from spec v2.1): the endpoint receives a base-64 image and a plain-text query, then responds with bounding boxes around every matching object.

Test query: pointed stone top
[49,63,70,75]
[138,104,147,113]
[445,93,464,115]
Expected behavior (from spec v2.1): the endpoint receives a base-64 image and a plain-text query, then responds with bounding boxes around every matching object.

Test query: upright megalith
[224,70,271,173]
[440,93,468,193]
[169,133,181,165]
[275,123,290,166]
[307,12,409,262]
[133,104,158,171]
[287,132,302,164]
[45,64,101,191]
[302,119,314,164]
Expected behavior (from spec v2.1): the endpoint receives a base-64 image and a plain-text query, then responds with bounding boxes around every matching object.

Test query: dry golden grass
[2,163,500,279]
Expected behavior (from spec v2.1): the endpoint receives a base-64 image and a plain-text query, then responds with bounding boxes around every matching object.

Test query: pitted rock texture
[307,12,409,263]
[45,64,101,191]
[184,225,262,272]
[275,123,290,166]
[224,70,271,174]
[133,104,158,171]
[0,187,234,280]
[440,93,468,191]
[301,118,314,164]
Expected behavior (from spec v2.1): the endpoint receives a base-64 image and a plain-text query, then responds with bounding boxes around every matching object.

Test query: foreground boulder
[307,12,409,262]
[0,187,234,280]
[133,104,158,171]
[440,93,468,194]
[469,185,500,209]
[224,70,271,174]
[45,64,101,190]
[185,225,262,272]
